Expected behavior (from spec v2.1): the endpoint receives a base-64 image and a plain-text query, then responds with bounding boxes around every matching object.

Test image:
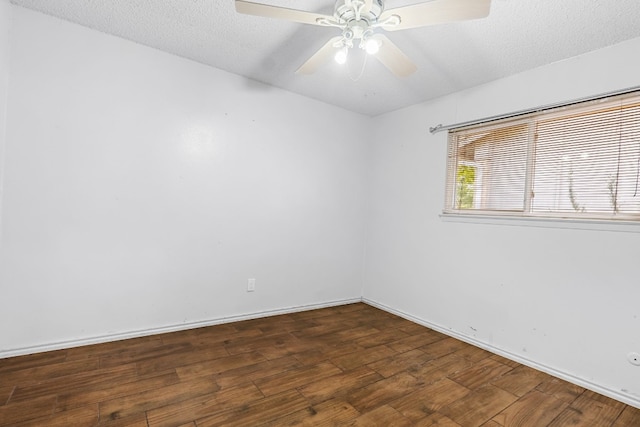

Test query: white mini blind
[445,92,640,221]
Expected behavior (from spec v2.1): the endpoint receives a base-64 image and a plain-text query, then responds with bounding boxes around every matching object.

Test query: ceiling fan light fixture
[335,47,349,64]
[364,37,380,54]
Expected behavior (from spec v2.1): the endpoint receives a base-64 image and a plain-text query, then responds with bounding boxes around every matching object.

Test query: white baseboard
[0,297,362,359]
[362,297,640,410]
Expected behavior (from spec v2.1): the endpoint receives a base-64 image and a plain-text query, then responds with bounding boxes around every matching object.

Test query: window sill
[440,212,640,233]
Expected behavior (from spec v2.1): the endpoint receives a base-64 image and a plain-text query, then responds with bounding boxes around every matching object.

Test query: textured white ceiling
[9,0,640,116]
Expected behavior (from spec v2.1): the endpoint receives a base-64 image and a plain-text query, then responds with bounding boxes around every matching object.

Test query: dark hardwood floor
[1,303,639,426]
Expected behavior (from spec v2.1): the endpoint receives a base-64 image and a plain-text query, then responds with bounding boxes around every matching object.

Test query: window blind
[444,91,640,221]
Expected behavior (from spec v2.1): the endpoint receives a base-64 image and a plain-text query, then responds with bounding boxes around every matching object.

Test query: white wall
[363,37,640,407]
[0,7,369,356]
[0,0,10,239]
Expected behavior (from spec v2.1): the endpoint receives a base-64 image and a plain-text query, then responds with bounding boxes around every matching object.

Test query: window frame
[442,91,640,228]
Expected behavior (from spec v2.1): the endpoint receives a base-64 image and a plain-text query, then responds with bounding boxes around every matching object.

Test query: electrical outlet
[247,278,256,292]
[628,352,640,366]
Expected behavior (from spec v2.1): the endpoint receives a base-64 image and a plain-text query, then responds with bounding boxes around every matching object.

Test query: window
[444,91,640,222]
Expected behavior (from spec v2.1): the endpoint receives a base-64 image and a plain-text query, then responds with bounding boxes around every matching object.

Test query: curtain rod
[429,85,640,134]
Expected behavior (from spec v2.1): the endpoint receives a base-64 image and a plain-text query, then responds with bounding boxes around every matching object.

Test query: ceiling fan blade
[380,0,491,31]
[371,34,417,77]
[235,0,333,26]
[296,36,343,75]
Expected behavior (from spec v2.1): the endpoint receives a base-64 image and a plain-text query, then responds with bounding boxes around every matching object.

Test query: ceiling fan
[235,0,491,77]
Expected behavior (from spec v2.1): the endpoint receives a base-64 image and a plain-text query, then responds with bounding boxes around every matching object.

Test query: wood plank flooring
[1,303,639,426]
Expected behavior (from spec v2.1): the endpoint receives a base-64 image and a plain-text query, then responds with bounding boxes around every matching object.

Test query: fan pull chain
[348,52,368,82]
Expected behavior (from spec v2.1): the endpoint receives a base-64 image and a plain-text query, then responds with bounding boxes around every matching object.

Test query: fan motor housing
[334,0,384,24]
